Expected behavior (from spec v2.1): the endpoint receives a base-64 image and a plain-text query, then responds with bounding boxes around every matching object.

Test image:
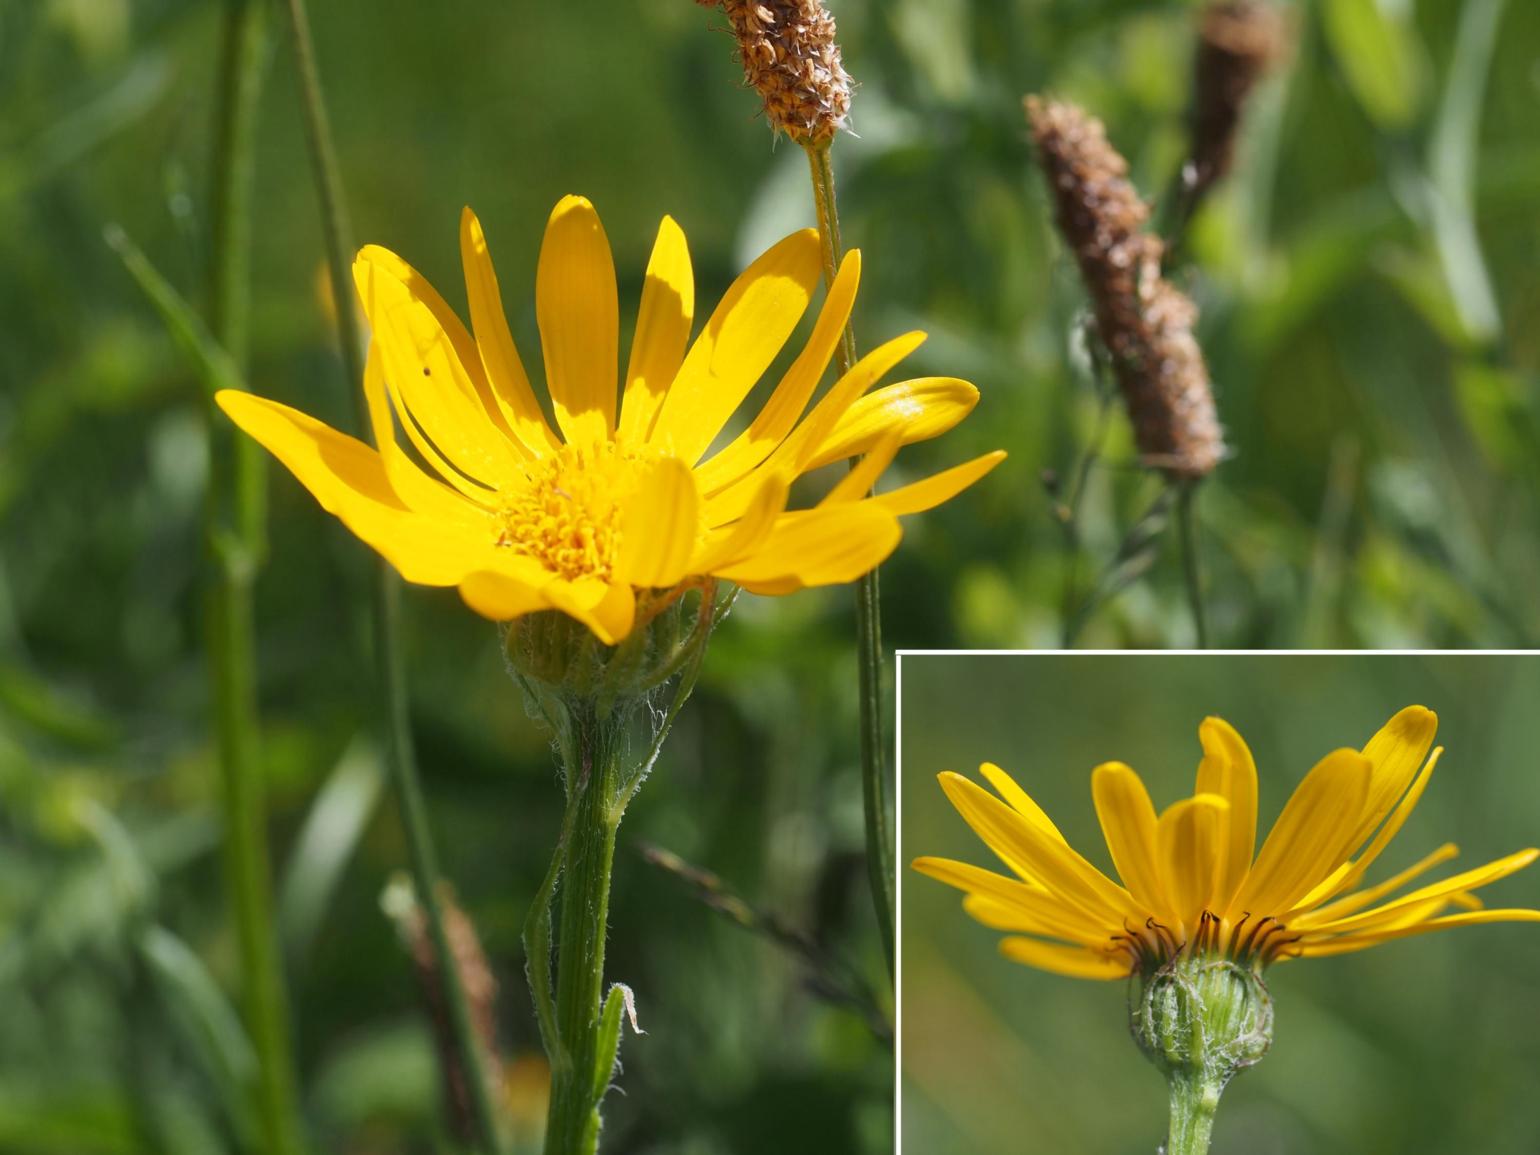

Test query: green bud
[1131,952,1274,1155]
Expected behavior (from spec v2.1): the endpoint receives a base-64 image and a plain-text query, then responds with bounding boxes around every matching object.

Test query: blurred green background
[4,0,1540,1151]
[900,653,1540,1154]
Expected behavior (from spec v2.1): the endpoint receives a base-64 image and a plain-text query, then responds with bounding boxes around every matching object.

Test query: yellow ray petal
[615,455,699,589]
[1292,747,1445,913]
[536,195,618,445]
[962,895,1107,946]
[648,228,821,463]
[1091,762,1169,917]
[1303,848,1539,937]
[353,241,525,453]
[458,206,562,456]
[867,451,1007,517]
[215,390,517,588]
[455,567,555,622]
[690,472,791,573]
[801,377,979,472]
[978,763,1068,845]
[937,771,1136,926]
[1291,908,1540,959]
[353,251,521,492]
[1157,793,1230,923]
[703,331,926,525]
[361,345,486,523]
[912,857,1105,945]
[1293,843,1460,927]
[712,504,901,594]
[999,936,1131,980]
[1194,716,1258,913]
[1352,706,1438,848]
[545,577,636,645]
[618,215,694,443]
[911,855,1046,896]
[692,250,860,494]
[817,431,903,506]
[1228,748,1371,919]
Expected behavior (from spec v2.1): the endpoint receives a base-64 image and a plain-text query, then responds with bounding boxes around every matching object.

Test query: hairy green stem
[542,704,627,1155]
[206,4,304,1153]
[1176,481,1208,649]
[804,140,895,978]
[1163,1077,1219,1155]
[280,2,502,1150]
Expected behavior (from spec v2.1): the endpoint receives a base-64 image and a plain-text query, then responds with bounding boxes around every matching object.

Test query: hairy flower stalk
[219,190,999,1153]
[1028,96,1224,481]
[1181,1,1288,227]
[915,706,1540,1154]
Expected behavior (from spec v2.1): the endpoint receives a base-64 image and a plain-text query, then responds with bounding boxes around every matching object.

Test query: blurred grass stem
[280,1,503,1150]
[206,3,304,1153]
[1176,481,1209,648]
[804,140,895,978]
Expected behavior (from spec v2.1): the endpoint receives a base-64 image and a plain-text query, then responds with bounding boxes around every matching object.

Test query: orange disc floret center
[496,440,645,582]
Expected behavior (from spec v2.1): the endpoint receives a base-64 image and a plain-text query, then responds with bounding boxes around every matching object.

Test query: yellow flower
[217,196,1003,643]
[914,706,1540,979]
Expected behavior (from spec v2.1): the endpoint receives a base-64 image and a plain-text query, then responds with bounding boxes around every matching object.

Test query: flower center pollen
[496,441,643,582]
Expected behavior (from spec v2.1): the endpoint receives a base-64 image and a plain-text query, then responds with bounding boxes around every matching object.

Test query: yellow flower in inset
[915,706,1540,980]
[218,196,1003,643]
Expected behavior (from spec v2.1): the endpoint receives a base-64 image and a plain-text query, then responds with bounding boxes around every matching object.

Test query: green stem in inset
[206,4,304,1153]
[804,140,895,979]
[1175,480,1209,649]
[279,2,502,1150]
[541,702,628,1155]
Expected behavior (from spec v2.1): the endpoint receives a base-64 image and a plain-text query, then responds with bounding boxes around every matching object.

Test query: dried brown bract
[697,0,852,144]
[388,880,504,1144]
[1190,0,1287,202]
[1027,96,1225,480]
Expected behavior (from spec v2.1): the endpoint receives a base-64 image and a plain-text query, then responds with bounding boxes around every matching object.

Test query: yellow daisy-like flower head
[915,706,1540,981]
[217,196,1003,644]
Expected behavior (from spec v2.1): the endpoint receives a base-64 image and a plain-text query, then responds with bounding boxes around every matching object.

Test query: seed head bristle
[1190,0,1287,201]
[697,0,852,144]
[1027,95,1225,480]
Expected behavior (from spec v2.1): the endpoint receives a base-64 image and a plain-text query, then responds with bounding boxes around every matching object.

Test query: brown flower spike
[1189,0,1287,204]
[1027,96,1225,480]
[698,0,852,143]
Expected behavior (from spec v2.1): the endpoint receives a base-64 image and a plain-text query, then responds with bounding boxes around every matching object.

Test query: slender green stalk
[279,2,502,1150]
[1163,1078,1218,1155]
[541,704,628,1155]
[205,4,304,1153]
[804,140,895,978]
[1175,481,1209,649]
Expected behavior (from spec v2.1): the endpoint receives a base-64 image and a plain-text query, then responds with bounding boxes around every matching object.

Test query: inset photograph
[899,652,1540,1155]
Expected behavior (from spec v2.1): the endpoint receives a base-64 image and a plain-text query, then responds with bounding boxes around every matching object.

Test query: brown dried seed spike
[1190,0,1287,201]
[699,0,853,144]
[1027,96,1225,480]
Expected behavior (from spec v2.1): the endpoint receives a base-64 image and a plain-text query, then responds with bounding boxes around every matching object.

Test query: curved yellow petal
[353,251,521,492]
[867,451,1007,517]
[1157,793,1229,923]
[999,936,1131,980]
[937,771,1136,925]
[1291,908,1540,959]
[711,504,901,594]
[1091,762,1169,918]
[1303,848,1538,936]
[692,249,861,494]
[911,855,1046,896]
[537,195,618,445]
[618,215,694,443]
[615,455,699,589]
[817,430,903,506]
[456,568,555,622]
[962,896,1107,946]
[1229,748,1371,918]
[1293,843,1460,927]
[1352,705,1438,848]
[912,857,1105,945]
[458,206,562,456]
[648,228,822,463]
[703,331,926,525]
[690,471,791,573]
[978,763,1069,845]
[1195,716,1258,912]
[801,377,979,472]
[215,390,512,587]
